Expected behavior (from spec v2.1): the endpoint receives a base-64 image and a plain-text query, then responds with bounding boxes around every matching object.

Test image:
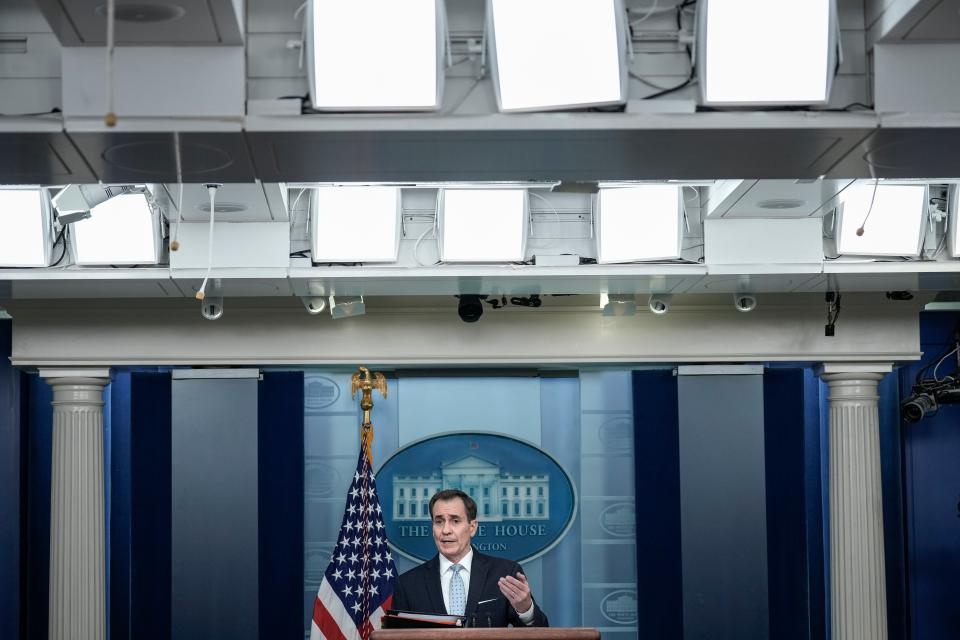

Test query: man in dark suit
[393,489,549,627]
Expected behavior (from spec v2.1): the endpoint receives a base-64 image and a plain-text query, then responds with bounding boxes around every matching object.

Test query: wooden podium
[372,628,600,640]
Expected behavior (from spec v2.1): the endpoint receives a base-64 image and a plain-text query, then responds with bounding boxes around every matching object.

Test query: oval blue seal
[601,590,638,624]
[377,433,577,563]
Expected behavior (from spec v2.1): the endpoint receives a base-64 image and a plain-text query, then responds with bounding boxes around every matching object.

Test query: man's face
[431,497,478,563]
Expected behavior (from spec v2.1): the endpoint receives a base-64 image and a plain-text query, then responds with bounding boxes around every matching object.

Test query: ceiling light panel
[836,182,927,257]
[0,188,54,267]
[439,189,528,262]
[488,0,626,112]
[951,185,960,258]
[308,0,443,111]
[71,192,161,265]
[699,0,836,105]
[311,186,401,262]
[596,185,683,263]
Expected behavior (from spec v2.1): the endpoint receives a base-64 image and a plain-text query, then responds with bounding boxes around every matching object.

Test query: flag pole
[309,366,394,640]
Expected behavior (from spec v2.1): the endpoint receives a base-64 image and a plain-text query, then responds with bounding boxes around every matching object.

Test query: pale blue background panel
[678,373,769,640]
[171,378,259,640]
[397,377,542,444]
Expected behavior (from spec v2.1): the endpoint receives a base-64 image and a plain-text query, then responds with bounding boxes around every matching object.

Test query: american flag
[310,444,396,640]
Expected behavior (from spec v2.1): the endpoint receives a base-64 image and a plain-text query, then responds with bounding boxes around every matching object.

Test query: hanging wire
[196,185,219,300]
[104,0,117,126]
[856,176,881,236]
[170,132,184,251]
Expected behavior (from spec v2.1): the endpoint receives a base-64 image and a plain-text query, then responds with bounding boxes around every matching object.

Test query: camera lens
[457,295,485,323]
[902,393,936,423]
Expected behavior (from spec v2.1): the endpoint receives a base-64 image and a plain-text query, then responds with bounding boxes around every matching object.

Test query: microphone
[473,597,497,627]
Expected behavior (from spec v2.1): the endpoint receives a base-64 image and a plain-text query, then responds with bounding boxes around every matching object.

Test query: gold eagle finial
[352,367,387,462]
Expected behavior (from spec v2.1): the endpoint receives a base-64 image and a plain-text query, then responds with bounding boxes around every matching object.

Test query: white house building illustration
[392,455,549,521]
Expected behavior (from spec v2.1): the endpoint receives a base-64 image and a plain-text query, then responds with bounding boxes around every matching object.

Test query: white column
[819,363,892,640]
[39,368,110,640]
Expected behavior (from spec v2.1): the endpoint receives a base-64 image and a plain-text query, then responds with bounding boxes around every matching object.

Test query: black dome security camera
[457,295,487,322]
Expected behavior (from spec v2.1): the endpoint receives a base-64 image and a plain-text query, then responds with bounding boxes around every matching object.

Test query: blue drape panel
[108,373,131,640]
[631,370,682,639]
[763,368,818,639]
[130,372,172,640]
[258,371,305,640]
[878,371,908,640]
[25,374,52,640]
[899,313,959,640]
[0,321,21,638]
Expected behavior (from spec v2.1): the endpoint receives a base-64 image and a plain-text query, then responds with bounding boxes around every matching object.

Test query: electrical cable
[629,0,661,27]
[856,177,880,237]
[927,199,949,259]
[639,0,697,99]
[50,226,68,267]
[443,78,483,115]
[413,225,438,267]
[0,108,61,117]
[681,185,699,233]
[294,2,308,70]
[196,184,219,301]
[528,192,561,224]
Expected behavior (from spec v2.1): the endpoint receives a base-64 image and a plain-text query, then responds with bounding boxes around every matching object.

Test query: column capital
[39,368,110,408]
[39,368,111,385]
[817,362,893,381]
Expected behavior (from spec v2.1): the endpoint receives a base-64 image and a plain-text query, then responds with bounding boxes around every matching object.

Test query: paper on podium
[382,610,465,629]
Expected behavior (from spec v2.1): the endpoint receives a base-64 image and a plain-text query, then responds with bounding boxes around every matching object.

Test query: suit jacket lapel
[465,549,489,616]
[423,555,446,614]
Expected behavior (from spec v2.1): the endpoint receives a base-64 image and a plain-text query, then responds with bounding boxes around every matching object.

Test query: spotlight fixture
[600,293,637,316]
[734,294,757,313]
[457,294,487,323]
[200,296,224,321]
[329,295,366,319]
[52,184,144,224]
[301,296,327,315]
[648,294,672,315]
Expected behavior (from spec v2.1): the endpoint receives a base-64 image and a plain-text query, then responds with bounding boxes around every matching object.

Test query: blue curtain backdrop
[24,374,52,640]
[633,367,824,639]
[631,369,682,639]
[898,313,960,640]
[0,321,22,639]
[258,371,305,640]
[11,369,304,640]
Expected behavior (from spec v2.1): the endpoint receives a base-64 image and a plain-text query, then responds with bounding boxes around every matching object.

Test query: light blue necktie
[449,564,466,616]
